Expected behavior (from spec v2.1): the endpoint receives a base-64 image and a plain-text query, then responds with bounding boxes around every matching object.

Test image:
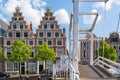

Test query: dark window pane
[46,18,48,20]
[9,32,12,37]
[39,32,43,37]
[50,24,54,29]
[13,24,16,29]
[31,52,34,57]
[57,40,62,45]
[44,24,47,29]
[7,52,11,56]
[110,38,118,42]
[20,24,23,29]
[7,41,10,45]
[55,32,59,37]
[24,32,28,37]
[16,32,20,37]
[50,18,52,20]
[47,32,51,37]
[48,41,52,45]
[38,41,42,45]
[29,41,33,45]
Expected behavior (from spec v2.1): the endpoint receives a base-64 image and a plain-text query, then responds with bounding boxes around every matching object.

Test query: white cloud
[92,0,120,10]
[54,9,70,24]
[83,9,102,24]
[0,0,47,28]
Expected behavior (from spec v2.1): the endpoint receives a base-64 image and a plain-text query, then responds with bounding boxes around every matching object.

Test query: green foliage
[7,40,32,62]
[0,47,5,62]
[36,42,56,61]
[95,41,117,62]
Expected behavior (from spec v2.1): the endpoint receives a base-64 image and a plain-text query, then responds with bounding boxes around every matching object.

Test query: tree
[0,47,6,72]
[36,42,56,71]
[7,40,32,78]
[95,41,117,62]
[0,47,5,62]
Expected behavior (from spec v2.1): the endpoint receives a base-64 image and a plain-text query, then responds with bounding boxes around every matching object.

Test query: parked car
[0,72,10,78]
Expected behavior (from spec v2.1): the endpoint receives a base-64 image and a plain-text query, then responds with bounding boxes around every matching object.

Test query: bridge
[52,0,120,80]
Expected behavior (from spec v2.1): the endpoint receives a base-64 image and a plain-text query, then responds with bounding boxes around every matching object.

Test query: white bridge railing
[52,55,80,80]
[94,56,120,77]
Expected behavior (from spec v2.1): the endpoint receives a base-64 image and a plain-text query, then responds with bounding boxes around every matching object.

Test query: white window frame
[47,39,52,46]
[13,63,19,72]
[47,32,51,37]
[57,39,62,46]
[6,62,12,72]
[39,32,44,38]
[38,39,43,45]
[56,48,62,57]
[55,32,60,38]
[28,63,36,73]
[24,31,29,37]
[28,39,35,46]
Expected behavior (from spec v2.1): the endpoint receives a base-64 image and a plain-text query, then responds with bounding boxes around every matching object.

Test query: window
[31,52,34,57]
[47,32,51,37]
[14,18,17,21]
[13,24,16,29]
[39,32,43,37]
[55,32,59,37]
[16,32,20,37]
[14,63,19,71]
[50,24,54,29]
[29,41,33,45]
[9,32,12,37]
[110,38,118,42]
[57,48,62,57]
[38,40,42,45]
[48,40,52,45]
[46,18,48,20]
[7,49,11,56]
[7,62,12,71]
[20,24,23,29]
[28,63,36,73]
[50,18,52,20]
[7,41,10,45]
[44,24,47,29]
[82,42,86,48]
[82,50,86,58]
[57,40,62,45]
[24,32,28,37]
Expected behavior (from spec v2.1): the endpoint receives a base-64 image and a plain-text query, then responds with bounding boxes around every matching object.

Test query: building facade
[105,32,120,62]
[79,33,102,65]
[1,6,66,74]
[36,7,66,72]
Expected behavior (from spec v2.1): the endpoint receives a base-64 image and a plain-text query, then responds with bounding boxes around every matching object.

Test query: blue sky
[0,0,120,49]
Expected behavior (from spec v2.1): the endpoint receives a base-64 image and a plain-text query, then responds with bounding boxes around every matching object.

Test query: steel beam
[79,12,98,15]
[79,0,108,2]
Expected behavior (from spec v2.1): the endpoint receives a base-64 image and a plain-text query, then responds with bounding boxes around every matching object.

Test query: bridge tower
[71,0,108,79]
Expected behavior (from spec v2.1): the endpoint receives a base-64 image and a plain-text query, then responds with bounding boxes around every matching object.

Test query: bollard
[37,76,41,80]
[26,76,30,80]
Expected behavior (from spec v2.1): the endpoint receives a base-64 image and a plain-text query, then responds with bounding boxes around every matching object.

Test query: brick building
[1,6,66,74]
[79,33,102,65]
[105,32,120,62]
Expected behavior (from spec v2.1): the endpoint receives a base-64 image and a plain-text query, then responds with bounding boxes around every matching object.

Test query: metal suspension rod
[117,13,120,32]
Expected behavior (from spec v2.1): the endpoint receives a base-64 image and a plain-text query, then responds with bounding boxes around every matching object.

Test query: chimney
[63,28,65,34]
[30,22,32,30]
